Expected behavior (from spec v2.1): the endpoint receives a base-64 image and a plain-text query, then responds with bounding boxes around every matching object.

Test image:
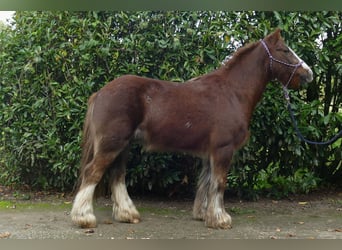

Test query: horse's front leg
[193,158,210,221]
[205,147,233,229]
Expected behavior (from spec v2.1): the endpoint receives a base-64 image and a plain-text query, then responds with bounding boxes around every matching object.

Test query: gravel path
[0,191,341,239]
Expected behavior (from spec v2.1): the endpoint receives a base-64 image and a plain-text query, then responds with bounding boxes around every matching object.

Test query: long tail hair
[74,92,98,192]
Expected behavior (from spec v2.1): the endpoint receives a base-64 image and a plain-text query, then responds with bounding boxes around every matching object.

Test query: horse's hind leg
[110,148,140,224]
[71,151,119,228]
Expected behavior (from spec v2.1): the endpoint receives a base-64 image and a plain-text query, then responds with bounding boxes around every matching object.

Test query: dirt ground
[0,187,341,239]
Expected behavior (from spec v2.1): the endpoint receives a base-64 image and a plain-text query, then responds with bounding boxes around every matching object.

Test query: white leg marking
[71,184,97,228]
[193,163,210,220]
[112,182,140,223]
[205,176,232,229]
[193,190,208,220]
[214,193,231,224]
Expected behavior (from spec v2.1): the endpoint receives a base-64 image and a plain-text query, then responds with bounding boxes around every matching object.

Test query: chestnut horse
[71,29,313,229]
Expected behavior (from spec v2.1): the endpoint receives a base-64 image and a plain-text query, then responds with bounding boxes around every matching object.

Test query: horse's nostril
[301,72,313,83]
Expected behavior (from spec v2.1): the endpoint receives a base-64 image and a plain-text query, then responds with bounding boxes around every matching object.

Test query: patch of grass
[0,200,71,210]
[0,201,13,209]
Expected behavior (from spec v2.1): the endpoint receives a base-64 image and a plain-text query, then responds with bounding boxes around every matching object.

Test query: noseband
[260,40,303,89]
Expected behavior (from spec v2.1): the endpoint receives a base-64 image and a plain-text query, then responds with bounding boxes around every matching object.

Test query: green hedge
[0,11,341,199]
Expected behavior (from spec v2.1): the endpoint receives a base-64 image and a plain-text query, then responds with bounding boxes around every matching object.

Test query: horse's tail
[74,92,97,193]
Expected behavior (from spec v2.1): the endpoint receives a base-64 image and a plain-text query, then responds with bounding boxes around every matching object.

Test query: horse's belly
[134,122,209,155]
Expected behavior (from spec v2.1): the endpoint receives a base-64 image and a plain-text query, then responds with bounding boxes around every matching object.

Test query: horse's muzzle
[300,68,313,85]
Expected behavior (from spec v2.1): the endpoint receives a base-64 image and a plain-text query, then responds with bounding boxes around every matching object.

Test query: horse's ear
[266,28,282,44]
[274,28,282,38]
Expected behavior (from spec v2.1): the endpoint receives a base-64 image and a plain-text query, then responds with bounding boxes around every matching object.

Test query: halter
[261,40,342,145]
[260,39,303,91]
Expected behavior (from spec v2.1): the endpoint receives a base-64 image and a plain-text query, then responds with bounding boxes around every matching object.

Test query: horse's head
[261,28,313,89]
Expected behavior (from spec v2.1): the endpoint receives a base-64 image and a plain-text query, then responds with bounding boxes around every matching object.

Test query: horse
[71,28,313,229]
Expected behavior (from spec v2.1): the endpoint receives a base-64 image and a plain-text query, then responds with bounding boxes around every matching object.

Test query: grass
[0,200,72,211]
[0,201,13,209]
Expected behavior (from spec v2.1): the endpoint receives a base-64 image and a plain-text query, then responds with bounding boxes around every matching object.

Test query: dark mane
[222,41,259,69]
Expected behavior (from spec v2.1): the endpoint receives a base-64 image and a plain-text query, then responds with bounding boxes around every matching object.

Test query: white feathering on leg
[71,184,97,228]
[112,182,140,224]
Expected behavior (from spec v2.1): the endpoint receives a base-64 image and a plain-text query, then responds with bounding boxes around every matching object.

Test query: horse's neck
[220,46,270,119]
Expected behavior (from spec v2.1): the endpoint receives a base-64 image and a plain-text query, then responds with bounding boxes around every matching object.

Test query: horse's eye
[276,47,290,53]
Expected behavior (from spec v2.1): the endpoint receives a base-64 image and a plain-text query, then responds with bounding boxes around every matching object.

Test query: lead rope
[283,88,342,145]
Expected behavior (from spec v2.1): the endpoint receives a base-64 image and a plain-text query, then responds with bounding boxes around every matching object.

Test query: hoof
[131,217,141,224]
[205,220,232,229]
[71,213,97,228]
[205,212,232,229]
[115,214,141,224]
[113,206,141,224]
